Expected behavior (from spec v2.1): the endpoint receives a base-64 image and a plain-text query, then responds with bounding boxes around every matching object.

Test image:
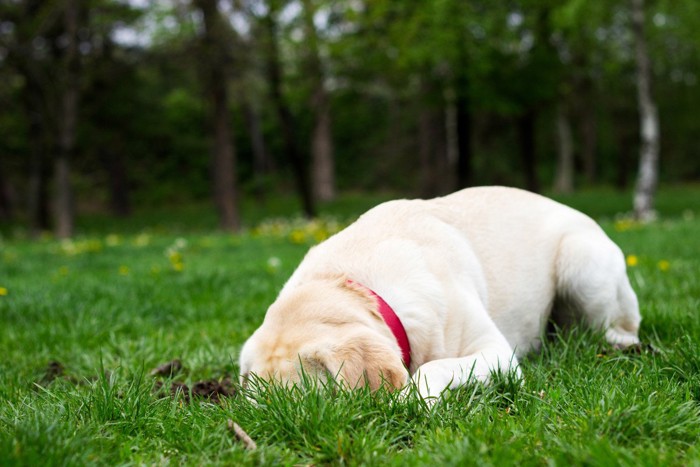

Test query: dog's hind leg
[556,231,641,348]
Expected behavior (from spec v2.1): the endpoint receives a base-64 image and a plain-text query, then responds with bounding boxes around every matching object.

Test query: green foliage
[1,0,699,225]
[1,189,700,464]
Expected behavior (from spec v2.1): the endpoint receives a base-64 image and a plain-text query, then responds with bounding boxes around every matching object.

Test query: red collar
[349,280,411,368]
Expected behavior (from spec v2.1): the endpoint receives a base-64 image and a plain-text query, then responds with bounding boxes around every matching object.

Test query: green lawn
[1,187,700,465]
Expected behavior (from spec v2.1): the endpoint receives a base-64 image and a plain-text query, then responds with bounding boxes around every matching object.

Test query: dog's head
[239,277,408,391]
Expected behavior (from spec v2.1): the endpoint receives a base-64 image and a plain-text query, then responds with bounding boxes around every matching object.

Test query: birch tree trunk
[553,101,574,194]
[631,0,660,221]
[54,0,79,239]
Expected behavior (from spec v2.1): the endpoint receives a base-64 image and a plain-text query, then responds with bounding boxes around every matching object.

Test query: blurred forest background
[0,0,698,237]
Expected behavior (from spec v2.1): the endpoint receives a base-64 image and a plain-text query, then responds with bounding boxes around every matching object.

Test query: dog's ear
[320,335,408,391]
[339,279,384,319]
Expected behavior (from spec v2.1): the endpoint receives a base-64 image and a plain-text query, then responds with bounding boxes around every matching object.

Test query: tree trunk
[20,63,51,237]
[97,38,131,218]
[311,89,335,202]
[243,100,274,175]
[25,97,51,235]
[54,150,74,238]
[553,102,574,194]
[0,162,12,221]
[28,152,51,235]
[631,0,660,221]
[301,0,335,202]
[455,66,473,189]
[104,145,131,217]
[614,120,633,190]
[518,109,540,193]
[211,87,239,231]
[54,0,79,239]
[444,88,459,191]
[418,107,435,197]
[375,98,404,190]
[12,0,52,234]
[581,106,597,184]
[196,0,240,231]
[579,79,598,184]
[455,100,473,189]
[243,99,274,202]
[263,4,316,218]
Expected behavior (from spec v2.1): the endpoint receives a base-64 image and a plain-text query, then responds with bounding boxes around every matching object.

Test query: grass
[1,186,700,465]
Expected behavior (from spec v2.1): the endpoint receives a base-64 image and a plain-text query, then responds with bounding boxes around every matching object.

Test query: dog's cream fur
[239,187,641,398]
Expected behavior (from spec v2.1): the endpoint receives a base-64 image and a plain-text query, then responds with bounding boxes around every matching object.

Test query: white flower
[267,257,282,269]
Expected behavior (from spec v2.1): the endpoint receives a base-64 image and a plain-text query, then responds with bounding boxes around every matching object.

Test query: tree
[54,0,80,239]
[81,1,144,218]
[4,0,83,238]
[2,0,699,227]
[261,0,316,218]
[87,35,133,218]
[3,0,53,234]
[301,0,336,202]
[194,0,240,231]
[631,0,660,221]
[0,163,12,221]
[553,101,574,193]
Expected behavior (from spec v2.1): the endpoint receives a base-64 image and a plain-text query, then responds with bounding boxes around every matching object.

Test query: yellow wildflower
[118,265,130,276]
[657,260,670,272]
[172,262,184,272]
[60,239,78,256]
[0,287,8,296]
[133,233,151,247]
[290,230,306,244]
[313,230,328,243]
[614,217,640,232]
[106,234,121,247]
[168,251,182,263]
[626,255,639,267]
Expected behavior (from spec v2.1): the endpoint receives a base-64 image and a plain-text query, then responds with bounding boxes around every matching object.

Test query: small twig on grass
[227,419,257,451]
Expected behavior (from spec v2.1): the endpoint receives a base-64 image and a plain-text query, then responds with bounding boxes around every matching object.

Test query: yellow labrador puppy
[239,186,641,399]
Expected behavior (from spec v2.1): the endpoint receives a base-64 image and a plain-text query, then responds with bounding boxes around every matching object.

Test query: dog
[239,186,641,399]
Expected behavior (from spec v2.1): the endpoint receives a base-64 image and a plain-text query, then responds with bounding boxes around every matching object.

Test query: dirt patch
[191,378,236,402]
[34,359,237,404]
[154,378,236,404]
[35,361,79,387]
[149,359,183,377]
[42,361,65,383]
[149,360,236,404]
